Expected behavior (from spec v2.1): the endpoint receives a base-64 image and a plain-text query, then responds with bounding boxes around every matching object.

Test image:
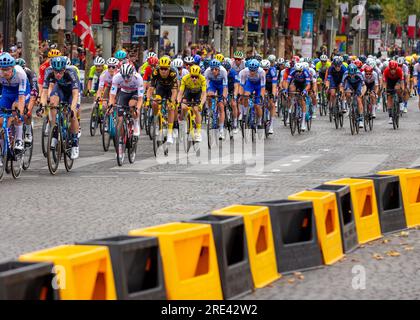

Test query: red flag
[288,0,303,31]
[340,15,349,34]
[396,25,402,38]
[198,0,209,26]
[225,0,245,28]
[408,15,416,39]
[261,7,272,29]
[104,0,132,23]
[73,0,96,55]
[91,0,101,24]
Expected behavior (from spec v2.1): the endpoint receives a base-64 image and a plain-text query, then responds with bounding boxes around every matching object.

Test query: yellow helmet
[215,53,224,62]
[48,49,62,58]
[159,56,171,68]
[190,65,201,76]
[413,54,418,61]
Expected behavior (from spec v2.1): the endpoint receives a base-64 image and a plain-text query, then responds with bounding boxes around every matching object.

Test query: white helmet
[295,62,304,71]
[277,58,285,64]
[147,52,157,59]
[320,55,328,62]
[171,58,183,68]
[397,57,405,65]
[299,57,305,62]
[261,59,270,69]
[267,54,276,62]
[224,57,232,65]
[106,57,119,67]
[383,61,389,68]
[284,61,290,68]
[376,59,381,66]
[63,56,71,66]
[184,56,194,64]
[368,60,376,68]
[94,56,105,66]
[302,62,309,69]
[120,63,135,77]
[366,57,373,65]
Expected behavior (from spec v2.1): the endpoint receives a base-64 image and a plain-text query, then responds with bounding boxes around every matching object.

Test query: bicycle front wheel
[64,128,74,172]
[102,115,111,152]
[116,121,126,166]
[22,125,33,170]
[47,123,61,175]
[41,117,49,158]
[89,106,98,136]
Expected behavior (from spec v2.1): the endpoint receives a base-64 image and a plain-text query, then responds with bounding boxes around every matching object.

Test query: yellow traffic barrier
[19,245,116,300]
[325,178,382,244]
[212,205,280,288]
[378,168,420,227]
[129,223,223,300]
[288,191,344,265]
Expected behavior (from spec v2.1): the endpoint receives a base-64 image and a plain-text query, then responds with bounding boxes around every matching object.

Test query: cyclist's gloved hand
[36,105,44,117]
[302,90,307,96]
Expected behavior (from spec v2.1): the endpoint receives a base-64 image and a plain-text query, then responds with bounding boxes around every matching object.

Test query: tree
[22,0,40,72]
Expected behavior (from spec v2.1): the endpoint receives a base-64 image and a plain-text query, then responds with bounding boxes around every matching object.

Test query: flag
[339,2,349,34]
[288,0,303,31]
[261,7,273,29]
[408,15,416,39]
[198,0,209,26]
[104,0,132,23]
[396,25,402,38]
[73,0,96,55]
[225,0,245,28]
[91,0,101,25]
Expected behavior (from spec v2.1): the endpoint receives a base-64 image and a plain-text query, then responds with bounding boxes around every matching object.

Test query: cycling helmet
[147,56,159,66]
[184,56,194,65]
[397,57,405,65]
[215,53,224,63]
[368,60,376,68]
[209,59,221,69]
[190,65,201,76]
[376,59,381,66]
[120,63,135,78]
[248,59,260,71]
[320,54,328,62]
[261,59,270,69]
[284,61,291,68]
[313,58,320,65]
[107,57,119,67]
[267,54,276,63]
[16,58,26,67]
[294,63,304,71]
[389,60,398,69]
[383,61,389,68]
[277,58,285,65]
[302,62,309,69]
[224,57,232,65]
[348,64,358,75]
[147,52,157,59]
[115,50,127,60]
[332,57,341,66]
[358,55,367,63]
[159,56,171,68]
[193,54,201,65]
[172,58,183,68]
[343,54,349,62]
[50,56,67,71]
[48,49,61,58]
[233,51,244,59]
[222,61,231,71]
[245,59,250,69]
[94,56,105,66]
[364,66,373,74]
[254,54,262,62]
[354,60,363,69]
[63,56,71,66]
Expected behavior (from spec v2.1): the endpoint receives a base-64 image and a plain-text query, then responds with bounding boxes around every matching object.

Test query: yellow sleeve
[180,75,187,91]
[200,75,207,92]
[88,66,96,79]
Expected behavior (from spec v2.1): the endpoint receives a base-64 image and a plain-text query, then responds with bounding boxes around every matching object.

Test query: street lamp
[326,8,333,57]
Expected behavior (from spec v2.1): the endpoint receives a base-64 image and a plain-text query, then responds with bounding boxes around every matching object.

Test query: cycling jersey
[180,74,207,93]
[265,67,278,94]
[383,67,404,82]
[140,62,149,75]
[38,60,51,86]
[176,68,189,81]
[98,70,114,89]
[413,63,420,80]
[143,65,154,81]
[287,68,311,85]
[44,67,81,106]
[204,66,228,87]
[231,60,245,73]
[89,65,108,91]
[0,65,30,109]
[343,71,364,96]
[239,67,266,87]
[110,72,144,97]
[150,67,178,90]
[315,61,331,80]
[326,65,347,89]
[227,68,240,93]
[23,67,39,97]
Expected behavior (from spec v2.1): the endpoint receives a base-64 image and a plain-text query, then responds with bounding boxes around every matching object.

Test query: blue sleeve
[304,70,311,85]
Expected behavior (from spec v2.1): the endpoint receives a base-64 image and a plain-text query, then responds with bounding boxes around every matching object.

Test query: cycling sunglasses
[160,67,169,71]
[191,75,199,79]
[108,66,117,69]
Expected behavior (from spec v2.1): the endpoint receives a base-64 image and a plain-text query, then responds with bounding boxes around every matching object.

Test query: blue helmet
[51,56,67,71]
[16,58,26,67]
[332,57,342,66]
[209,59,221,69]
[0,53,16,68]
[115,50,127,60]
[203,58,211,69]
[348,63,358,75]
[248,59,260,71]
[193,54,201,65]
[313,58,320,65]
[358,55,367,63]
[245,59,250,68]
[222,61,231,71]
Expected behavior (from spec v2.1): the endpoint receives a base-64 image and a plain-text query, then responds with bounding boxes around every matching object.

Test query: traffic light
[153,0,162,30]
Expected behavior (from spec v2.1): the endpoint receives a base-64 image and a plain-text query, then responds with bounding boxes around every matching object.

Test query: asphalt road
[1,97,420,299]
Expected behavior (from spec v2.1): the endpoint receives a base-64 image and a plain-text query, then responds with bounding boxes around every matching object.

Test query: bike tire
[41,117,49,158]
[22,125,33,170]
[116,121,126,166]
[334,104,339,129]
[290,112,296,136]
[63,128,74,172]
[207,109,218,149]
[128,127,137,164]
[102,115,111,152]
[0,148,4,182]
[47,124,61,175]
[152,116,162,157]
[184,113,192,153]
[89,106,98,137]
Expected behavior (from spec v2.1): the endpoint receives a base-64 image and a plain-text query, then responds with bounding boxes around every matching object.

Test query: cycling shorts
[0,92,30,110]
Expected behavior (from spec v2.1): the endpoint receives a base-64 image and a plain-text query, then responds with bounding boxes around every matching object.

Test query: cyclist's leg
[216,86,225,129]
[49,84,62,126]
[128,95,140,136]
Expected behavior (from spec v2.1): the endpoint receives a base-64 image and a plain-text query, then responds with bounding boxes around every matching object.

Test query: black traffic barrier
[248,200,323,274]
[313,184,358,253]
[187,214,253,299]
[0,261,59,300]
[78,235,166,300]
[356,175,407,234]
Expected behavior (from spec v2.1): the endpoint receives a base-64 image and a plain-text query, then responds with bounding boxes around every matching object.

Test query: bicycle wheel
[306,111,312,131]
[334,103,339,129]
[41,117,49,158]
[183,113,192,153]
[128,124,137,164]
[349,110,355,135]
[382,92,387,112]
[328,102,333,122]
[89,106,98,136]
[282,104,288,126]
[11,149,23,179]
[47,123,61,175]
[102,114,111,152]
[22,125,33,170]
[207,109,218,149]
[290,109,297,136]
[115,120,126,166]
[369,112,374,131]
[140,108,145,130]
[147,108,153,140]
[63,128,74,172]
[152,115,162,157]
[0,130,4,181]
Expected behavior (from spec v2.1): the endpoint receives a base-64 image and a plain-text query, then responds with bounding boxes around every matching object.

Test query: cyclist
[343,63,365,128]
[140,52,157,75]
[145,56,178,144]
[302,61,318,117]
[115,50,128,68]
[0,53,30,153]
[222,60,240,134]
[363,65,379,118]
[87,56,107,96]
[413,57,420,110]
[204,59,229,140]
[172,58,189,83]
[184,56,195,72]
[215,53,225,63]
[109,64,144,138]
[261,59,277,134]
[177,65,207,142]
[40,56,80,159]
[325,57,347,113]
[142,56,159,91]
[383,60,405,124]
[397,57,409,113]
[96,57,119,111]
[16,58,38,144]
[286,62,310,131]
[232,51,245,73]
[315,55,331,100]
[39,49,61,87]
